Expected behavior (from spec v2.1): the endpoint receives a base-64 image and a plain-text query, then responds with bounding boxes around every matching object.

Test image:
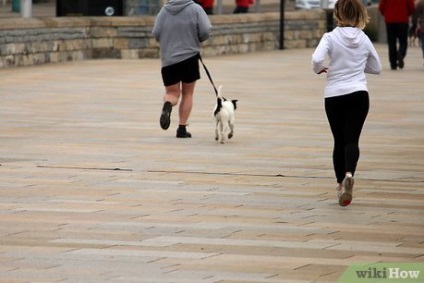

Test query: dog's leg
[215,120,219,141]
[228,115,235,139]
[219,121,225,144]
[228,121,234,139]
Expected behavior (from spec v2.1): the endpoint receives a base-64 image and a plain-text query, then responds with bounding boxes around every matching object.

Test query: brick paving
[0,45,423,282]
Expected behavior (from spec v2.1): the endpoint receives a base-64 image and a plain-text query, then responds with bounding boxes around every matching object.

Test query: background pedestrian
[378,0,415,70]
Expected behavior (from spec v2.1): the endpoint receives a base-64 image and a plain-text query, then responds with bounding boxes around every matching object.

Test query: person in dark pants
[194,0,214,14]
[412,0,424,66]
[233,0,253,13]
[325,91,369,200]
[312,0,382,206]
[379,0,415,70]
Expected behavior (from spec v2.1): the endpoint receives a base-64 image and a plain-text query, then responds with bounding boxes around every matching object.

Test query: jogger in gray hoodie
[153,0,212,138]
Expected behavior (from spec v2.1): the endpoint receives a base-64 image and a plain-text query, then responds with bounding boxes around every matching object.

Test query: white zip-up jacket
[312,27,382,98]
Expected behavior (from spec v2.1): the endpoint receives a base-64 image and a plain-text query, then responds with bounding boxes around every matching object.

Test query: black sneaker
[397,52,404,69]
[176,128,192,138]
[160,101,172,130]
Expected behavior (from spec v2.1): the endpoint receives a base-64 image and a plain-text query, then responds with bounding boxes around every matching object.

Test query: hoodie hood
[333,27,364,48]
[164,0,193,15]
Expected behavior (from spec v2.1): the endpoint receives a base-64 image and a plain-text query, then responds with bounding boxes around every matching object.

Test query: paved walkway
[0,45,423,283]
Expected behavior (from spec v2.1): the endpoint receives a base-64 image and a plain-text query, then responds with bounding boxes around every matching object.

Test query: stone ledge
[0,16,156,30]
[0,11,327,68]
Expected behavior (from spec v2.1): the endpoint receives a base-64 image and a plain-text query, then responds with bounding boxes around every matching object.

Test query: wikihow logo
[337,263,424,282]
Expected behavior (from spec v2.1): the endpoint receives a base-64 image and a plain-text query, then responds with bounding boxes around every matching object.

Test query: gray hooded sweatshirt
[152,0,212,67]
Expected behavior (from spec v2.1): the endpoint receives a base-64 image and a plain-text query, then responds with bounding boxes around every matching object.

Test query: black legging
[325,91,369,183]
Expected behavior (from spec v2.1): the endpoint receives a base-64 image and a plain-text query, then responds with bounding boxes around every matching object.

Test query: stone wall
[0,10,326,68]
[125,0,162,16]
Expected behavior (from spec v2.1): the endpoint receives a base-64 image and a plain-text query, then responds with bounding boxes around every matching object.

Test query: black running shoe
[398,52,404,69]
[176,128,192,138]
[160,101,172,130]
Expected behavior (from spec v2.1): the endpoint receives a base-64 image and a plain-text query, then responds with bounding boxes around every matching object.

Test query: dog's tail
[217,85,223,98]
[214,85,223,117]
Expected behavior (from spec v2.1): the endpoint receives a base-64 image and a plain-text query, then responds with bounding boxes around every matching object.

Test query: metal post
[217,0,222,14]
[320,0,328,8]
[255,0,260,13]
[279,0,285,50]
[21,0,32,17]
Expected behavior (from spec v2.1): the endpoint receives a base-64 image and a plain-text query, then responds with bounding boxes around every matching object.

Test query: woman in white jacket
[312,0,382,207]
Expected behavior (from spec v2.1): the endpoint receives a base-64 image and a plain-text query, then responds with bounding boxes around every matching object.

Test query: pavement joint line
[36,165,133,171]
[146,170,424,183]
[147,169,287,178]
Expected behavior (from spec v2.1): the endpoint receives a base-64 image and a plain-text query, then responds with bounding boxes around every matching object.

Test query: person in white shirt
[312,0,382,207]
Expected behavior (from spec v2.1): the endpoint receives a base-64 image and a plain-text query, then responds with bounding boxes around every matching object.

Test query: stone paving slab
[0,44,423,283]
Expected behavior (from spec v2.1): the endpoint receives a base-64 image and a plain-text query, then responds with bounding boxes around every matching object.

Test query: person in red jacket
[233,0,254,13]
[195,0,214,14]
[379,0,415,70]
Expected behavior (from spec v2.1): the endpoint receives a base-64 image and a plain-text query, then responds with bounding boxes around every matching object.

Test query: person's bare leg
[179,82,195,126]
[175,82,195,138]
[164,83,181,106]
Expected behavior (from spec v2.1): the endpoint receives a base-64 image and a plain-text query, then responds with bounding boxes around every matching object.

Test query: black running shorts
[161,54,200,86]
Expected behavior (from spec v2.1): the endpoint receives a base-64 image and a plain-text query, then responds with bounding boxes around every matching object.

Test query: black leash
[198,53,218,97]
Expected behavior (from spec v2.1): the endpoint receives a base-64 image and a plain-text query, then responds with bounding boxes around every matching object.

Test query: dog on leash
[213,85,238,144]
[409,25,421,47]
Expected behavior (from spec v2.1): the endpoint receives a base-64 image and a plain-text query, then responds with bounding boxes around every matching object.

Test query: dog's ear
[232,99,238,110]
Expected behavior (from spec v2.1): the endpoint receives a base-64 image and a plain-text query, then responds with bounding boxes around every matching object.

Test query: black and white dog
[409,25,419,47]
[213,85,238,144]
